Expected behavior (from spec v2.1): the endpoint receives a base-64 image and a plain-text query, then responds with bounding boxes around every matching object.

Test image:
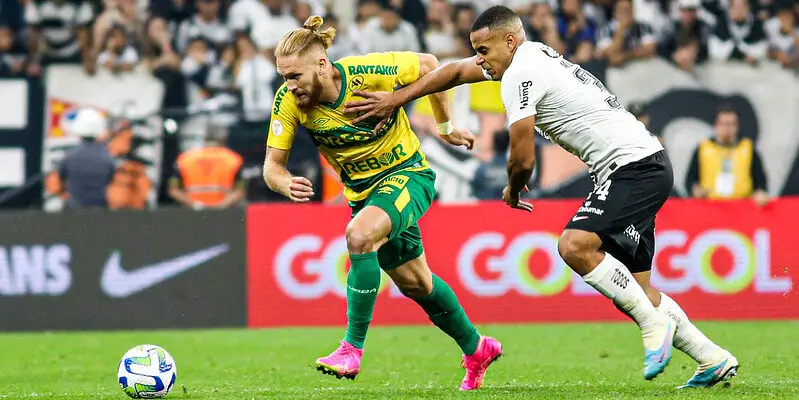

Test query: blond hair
[275,16,336,58]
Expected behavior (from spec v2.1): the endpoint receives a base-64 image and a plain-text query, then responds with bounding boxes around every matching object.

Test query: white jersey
[490,41,663,184]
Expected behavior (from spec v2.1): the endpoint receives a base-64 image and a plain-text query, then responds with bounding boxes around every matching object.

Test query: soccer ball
[117,344,177,398]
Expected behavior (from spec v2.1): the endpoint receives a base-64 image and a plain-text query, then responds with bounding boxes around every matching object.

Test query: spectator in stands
[348,0,381,54]
[597,0,657,66]
[292,1,313,26]
[92,0,145,60]
[181,37,216,105]
[424,0,458,59]
[227,0,270,36]
[525,3,567,55]
[388,0,428,40]
[361,3,420,53]
[176,0,232,55]
[97,23,138,73]
[708,0,768,64]
[556,0,598,63]
[633,0,673,44]
[169,124,246,210]
[250,0,299,60]
[144,0,191,113]
[765,0,798,69]
[56,107,117,209]
[25,0,95,76]
[322,14,355,62]
[234,34,275,122]
[685,106,769,206]
[0,24,26,76]
[206,42,238,95]
[0,0,24,33]
[471,129,510,200]
[452,2,477,57]
[663,0,712,71]
[146,0,195,56]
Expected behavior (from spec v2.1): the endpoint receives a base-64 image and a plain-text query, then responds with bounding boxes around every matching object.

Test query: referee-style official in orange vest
[169,124,247,210]
[685,106,769,206]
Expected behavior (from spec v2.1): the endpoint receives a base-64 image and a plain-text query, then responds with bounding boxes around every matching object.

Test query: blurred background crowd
[0,0,797,211]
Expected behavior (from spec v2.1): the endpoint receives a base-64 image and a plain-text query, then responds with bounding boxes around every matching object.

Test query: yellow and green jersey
[267,52,430,201]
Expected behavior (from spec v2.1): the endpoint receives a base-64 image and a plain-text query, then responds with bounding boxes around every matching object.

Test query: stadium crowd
[0,0,796,209]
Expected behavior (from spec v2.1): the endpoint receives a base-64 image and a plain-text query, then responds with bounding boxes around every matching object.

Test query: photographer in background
[685,106,769,206]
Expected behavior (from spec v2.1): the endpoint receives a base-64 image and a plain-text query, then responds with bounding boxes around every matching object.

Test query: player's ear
[317,57,328,76]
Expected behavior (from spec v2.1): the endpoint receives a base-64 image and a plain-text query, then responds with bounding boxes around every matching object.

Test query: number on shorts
[594,179,612,201]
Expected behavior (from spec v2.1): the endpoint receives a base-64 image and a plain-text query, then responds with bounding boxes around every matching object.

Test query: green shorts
[349,168,436,271]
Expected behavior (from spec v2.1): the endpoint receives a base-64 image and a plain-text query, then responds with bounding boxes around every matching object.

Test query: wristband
[437,121,453,136]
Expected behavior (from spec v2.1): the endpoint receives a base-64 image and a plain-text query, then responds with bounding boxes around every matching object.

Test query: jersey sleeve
[266,84,299,150]
[389,52,421,87]
[500,66,547,127]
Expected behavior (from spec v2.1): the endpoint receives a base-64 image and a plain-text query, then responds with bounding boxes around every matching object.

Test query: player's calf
[558,230,675,379]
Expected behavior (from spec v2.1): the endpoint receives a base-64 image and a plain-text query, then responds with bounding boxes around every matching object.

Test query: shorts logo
[380,174,409,189]
[625,224,641,245]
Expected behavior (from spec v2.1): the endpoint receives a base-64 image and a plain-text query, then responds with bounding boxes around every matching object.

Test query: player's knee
[345,222,379,254]
[558,230,598,266]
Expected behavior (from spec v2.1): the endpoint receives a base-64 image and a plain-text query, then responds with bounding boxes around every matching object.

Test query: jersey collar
[324,62,347,109]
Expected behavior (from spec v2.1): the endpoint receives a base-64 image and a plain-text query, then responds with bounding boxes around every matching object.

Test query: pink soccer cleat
[460,336,503,390]
[314,340,363,380]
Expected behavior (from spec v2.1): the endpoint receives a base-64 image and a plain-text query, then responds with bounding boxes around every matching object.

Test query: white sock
[582,253,666,344]
[658,293,725,368]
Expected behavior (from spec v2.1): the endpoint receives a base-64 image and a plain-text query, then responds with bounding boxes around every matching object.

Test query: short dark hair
[470,5,520,33]
[716,104,738,118]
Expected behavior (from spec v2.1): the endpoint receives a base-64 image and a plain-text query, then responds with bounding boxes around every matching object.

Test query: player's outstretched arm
[345,56,487,126]
[417,53,475,150]
[263,147,314,203]
[502,116,536,212]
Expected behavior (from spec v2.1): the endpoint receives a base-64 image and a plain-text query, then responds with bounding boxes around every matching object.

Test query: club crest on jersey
[349,75,365,91]
[518,81,532,110]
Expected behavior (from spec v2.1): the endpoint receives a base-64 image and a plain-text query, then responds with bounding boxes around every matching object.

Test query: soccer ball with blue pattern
[117,345,177,398]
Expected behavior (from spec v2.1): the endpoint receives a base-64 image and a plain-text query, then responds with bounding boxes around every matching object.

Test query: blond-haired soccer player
[344,5,738,387]
[263,16,502,390]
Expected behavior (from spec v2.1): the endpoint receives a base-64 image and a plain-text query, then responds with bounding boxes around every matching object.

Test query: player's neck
[319,64,342,104]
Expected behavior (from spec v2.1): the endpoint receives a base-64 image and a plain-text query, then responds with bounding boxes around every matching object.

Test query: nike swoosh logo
[572,216,589,222]
[101,244,230,298]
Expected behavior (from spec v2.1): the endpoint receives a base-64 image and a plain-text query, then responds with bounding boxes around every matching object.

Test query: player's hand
[288,176,314,203]
[344,90,397,127]
[502,185,533,212]
[441,128,475,150]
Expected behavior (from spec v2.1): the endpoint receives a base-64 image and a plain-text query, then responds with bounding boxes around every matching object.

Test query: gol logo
[652,229,791,294]
[274,235,401,299]
[458,232,573,297]
[457,229,792,297]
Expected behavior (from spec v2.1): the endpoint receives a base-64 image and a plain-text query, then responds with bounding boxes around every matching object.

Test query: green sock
[413,274,481,355]
[343,252,381,349]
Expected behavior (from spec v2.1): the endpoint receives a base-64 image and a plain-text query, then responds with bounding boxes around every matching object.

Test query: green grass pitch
[1,321,797,399]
